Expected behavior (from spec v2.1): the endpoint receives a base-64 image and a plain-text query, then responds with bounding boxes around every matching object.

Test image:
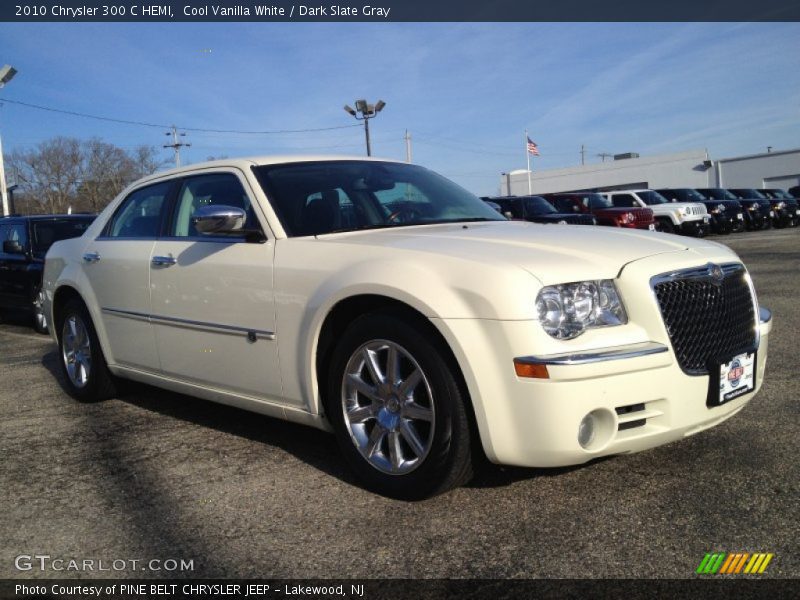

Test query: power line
[0,97,361,135]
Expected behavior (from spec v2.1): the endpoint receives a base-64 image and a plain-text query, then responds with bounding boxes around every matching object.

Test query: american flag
[527,136,540,156]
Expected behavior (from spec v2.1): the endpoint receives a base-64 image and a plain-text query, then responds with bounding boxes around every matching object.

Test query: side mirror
[2,240,24,254]
[504,211,514,219]
[191,205,246,235]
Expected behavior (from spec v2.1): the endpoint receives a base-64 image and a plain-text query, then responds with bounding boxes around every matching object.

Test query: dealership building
[499,147,800,196]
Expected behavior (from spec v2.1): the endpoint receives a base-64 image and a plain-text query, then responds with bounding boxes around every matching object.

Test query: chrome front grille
[651,263,757,375]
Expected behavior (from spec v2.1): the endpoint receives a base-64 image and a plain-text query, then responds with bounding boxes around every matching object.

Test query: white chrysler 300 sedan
[43,157,772,498]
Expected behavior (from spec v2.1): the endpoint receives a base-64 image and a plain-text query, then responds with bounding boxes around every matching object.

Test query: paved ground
[1,228,798,580]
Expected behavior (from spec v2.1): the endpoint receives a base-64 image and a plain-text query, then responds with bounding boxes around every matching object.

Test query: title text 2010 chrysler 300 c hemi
[43,157,772,499]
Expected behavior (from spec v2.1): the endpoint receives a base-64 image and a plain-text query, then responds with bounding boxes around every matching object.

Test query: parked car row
[484,186,800,236]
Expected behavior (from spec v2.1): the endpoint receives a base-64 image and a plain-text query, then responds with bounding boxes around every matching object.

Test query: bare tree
[5,138,167,214]
[7,137,83,214]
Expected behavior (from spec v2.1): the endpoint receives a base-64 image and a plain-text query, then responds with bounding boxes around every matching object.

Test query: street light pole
[0,64,18,216]
[343,99,386,157]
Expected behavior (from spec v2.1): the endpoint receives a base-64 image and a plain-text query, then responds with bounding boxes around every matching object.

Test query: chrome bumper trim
[515,341,668,366]
[760,306,771,324]
[101,307,276,341]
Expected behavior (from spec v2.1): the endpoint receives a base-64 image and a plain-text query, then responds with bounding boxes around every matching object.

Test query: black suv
[0,214,95,332]
[695,188,771,231]
[482,195,596,225]
[728,188,789,228]
[755,189,799,227]
[656,188,745,234]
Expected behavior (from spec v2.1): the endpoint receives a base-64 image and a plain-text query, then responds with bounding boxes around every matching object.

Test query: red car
[544,192,655,230]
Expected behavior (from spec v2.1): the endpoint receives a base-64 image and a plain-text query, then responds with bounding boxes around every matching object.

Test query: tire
[657,218,675,234]
[32,287,48,334]
[56,298,117,402]
[325,311,473,499]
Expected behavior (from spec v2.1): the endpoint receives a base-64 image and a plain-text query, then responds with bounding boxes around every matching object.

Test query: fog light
[578,414,596,448]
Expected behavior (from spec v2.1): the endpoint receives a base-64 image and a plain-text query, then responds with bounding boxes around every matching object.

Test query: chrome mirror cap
[191,205,246,234]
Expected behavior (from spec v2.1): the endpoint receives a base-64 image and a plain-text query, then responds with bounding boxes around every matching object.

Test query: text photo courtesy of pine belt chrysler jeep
[605,189,710,236]
[43,157,772,499]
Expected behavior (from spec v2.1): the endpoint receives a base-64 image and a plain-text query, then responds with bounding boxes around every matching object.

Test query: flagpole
[525,129,532,196]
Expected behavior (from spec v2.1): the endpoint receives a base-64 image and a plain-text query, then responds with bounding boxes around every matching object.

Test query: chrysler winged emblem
[707,263,724,283]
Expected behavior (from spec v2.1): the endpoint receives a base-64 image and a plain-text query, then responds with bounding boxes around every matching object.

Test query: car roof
[133,154,405,186]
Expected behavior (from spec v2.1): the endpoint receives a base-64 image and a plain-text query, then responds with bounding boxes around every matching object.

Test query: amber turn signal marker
[513,360,549,379]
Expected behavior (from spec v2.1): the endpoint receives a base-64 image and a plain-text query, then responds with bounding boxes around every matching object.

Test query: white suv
[605,189,709,236]
[43,157,771,498]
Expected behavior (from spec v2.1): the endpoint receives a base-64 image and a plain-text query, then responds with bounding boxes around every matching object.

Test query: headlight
[775,201,786,209]
[557,220,568,225]
[679,207,689,216]
[535,280,628,339]
[748,205,757,211]
[717,203,726,213]
[618,212,634,224]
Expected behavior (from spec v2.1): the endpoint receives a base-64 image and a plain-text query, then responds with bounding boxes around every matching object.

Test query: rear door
[149,170,283,403]
[81,180,174,371]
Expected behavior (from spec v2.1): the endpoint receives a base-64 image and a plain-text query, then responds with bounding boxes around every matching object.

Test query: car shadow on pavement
[41,348,588,497]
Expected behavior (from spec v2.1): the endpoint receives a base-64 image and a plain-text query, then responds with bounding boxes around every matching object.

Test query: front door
[80,180,173,371]
[149,170,283,403]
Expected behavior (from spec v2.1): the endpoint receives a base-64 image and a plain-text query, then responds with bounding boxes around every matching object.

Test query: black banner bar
[3,0,800,22]
[1,579,796,600]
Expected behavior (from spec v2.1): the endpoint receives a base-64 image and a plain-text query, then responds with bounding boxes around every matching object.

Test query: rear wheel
[326,312,473,499]
[657,218,675,234]
[57,298,117,402]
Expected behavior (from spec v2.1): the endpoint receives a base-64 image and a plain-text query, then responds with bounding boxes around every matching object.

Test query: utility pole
[404,129,412,163]
[597,152,613,163]
[580,144,585,166]
[164,125,190,167]
[0,64,18,216]
[343,100,386,156]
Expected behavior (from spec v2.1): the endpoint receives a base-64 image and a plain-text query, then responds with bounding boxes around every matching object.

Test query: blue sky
[1,22,799,195]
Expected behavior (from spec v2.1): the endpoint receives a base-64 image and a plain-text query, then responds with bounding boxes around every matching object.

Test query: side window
[611,194,637,208]
[107,181,171,238]
[171,173,259,237]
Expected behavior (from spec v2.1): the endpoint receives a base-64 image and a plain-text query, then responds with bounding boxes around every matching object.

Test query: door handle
[82,252,100,263]
[151,255,176,267]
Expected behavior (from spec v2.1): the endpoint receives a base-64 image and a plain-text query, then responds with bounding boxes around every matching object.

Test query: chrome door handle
[82,252,100,263]
[151,255,176,267]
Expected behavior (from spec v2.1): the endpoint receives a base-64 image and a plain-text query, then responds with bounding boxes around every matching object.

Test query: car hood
[316,221,725,284]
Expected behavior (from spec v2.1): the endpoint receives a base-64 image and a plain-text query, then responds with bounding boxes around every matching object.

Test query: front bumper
[679,217,710,236]
[433,254,771,468]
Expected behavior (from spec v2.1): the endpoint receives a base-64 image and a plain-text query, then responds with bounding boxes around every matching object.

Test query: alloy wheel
[341,340,435,475]
[62,314,92,388]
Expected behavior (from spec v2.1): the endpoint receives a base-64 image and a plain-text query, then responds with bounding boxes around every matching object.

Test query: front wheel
[32,287,48,334]
[657,218,675,234]
[326,312,474,499]
[57,299,117,402]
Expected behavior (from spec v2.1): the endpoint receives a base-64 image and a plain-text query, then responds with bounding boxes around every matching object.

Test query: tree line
[5,137,168,215]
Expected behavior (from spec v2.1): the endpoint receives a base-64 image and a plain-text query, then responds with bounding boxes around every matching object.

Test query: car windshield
[682,189,707,202]
[638,191,668,205]
[31,218,94,256]
[767,189,792,199]
[524,196,558,215]
[698,188,739,201]
[731,189,767,200]
[586,194,614,209]
[253,161,504,236]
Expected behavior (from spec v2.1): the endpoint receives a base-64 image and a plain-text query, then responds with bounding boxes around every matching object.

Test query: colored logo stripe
[698,552,774,574]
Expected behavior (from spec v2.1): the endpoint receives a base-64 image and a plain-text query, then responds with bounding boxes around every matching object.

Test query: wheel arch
[314,294,484,457]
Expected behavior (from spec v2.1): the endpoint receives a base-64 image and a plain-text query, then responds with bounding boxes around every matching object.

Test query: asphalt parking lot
[1,228,798,580]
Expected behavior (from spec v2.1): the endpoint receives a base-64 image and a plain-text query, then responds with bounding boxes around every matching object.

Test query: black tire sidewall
[57,299,114,402]
[325,312,471,499]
